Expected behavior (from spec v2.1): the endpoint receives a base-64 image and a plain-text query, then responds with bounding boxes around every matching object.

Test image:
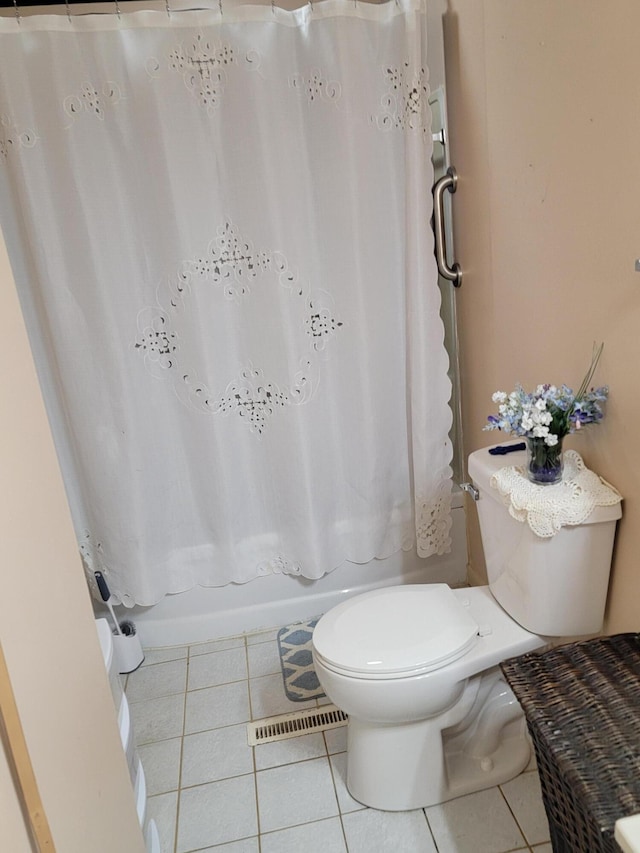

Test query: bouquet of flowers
[485,343,608,484]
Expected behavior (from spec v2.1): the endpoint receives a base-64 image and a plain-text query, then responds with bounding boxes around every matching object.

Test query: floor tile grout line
[182,832,259,853]
[421,806,441,852]
[173,655,191,853]
[325,741,351,851]
[261,813,355,849]
[136,713,253,747]
[244,640,264,851]
[498,782,540,851]
[132,656,188,671]
[255,772,263,853]
[149,767,262,798]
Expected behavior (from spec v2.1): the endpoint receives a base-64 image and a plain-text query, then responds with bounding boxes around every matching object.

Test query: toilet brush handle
[95,571,111,602]
[94,572,124,636]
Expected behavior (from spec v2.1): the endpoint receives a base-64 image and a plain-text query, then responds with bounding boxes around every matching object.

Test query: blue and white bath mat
[277,618,325,702]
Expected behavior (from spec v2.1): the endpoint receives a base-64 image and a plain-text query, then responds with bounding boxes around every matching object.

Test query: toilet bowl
[311,443,622,811]
[313,584,544,810]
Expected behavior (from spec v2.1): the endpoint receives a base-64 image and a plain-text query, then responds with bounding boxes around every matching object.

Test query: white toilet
[312,445,622,811]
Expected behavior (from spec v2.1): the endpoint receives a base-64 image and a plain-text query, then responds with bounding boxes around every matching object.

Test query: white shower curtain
[0,0,453,606]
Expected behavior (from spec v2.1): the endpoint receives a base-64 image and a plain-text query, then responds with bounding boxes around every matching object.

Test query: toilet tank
[468,444,622,637]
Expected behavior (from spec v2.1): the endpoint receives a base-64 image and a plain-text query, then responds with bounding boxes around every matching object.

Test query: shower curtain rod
[0,0,172,5]
[0,0,117,5]
[0,0,345,6]
[0,0,397,12]
[0,0,388,9]
[0,0,110,4]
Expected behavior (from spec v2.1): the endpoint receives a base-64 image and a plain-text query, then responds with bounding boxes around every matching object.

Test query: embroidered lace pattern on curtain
[134,220,344,434]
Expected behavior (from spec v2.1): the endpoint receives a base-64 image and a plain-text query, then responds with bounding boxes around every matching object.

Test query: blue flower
[484,345,608,444]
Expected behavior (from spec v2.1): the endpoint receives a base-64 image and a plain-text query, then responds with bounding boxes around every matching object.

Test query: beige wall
[444,0,640,632]
[0,227,146,852]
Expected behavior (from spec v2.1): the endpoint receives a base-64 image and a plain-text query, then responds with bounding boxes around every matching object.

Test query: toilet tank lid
[468,444,622,525]
[468,442,528,492]
[312,584,478,677]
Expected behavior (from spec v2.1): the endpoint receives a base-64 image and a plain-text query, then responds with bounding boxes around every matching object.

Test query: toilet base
[345,669,531,810]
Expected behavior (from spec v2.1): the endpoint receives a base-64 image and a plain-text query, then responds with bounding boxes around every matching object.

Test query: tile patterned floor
[126,629,553,853]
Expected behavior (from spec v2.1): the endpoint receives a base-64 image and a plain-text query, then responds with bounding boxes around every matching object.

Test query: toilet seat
[312,584,479,680]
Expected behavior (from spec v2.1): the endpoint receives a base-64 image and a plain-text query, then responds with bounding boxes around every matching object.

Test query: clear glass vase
[525,436,564,486]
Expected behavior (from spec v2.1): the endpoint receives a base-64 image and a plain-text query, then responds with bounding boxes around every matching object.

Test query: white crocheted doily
[490,449,622,538]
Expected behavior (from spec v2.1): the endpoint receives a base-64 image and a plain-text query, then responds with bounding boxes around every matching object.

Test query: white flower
[486,350,608,442]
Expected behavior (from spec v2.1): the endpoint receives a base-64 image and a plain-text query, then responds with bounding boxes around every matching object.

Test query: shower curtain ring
[219,0,223,15]
[165,0,171,18]
[271,0,275,15]
[114,0,121,18]
[65,0,72,22]
[12,0,20,23]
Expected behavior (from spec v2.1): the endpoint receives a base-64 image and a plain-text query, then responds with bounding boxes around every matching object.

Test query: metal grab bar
[433,166,462,288]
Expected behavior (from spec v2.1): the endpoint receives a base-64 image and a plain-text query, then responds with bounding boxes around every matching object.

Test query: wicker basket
[501,633,640,853]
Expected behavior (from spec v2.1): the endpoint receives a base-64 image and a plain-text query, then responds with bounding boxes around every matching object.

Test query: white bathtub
[115,492,467,648]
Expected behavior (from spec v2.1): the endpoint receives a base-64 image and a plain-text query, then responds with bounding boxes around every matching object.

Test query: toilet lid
[312,584,479,678]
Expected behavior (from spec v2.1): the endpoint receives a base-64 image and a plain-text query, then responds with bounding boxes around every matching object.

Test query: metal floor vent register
[247,704,348,746]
